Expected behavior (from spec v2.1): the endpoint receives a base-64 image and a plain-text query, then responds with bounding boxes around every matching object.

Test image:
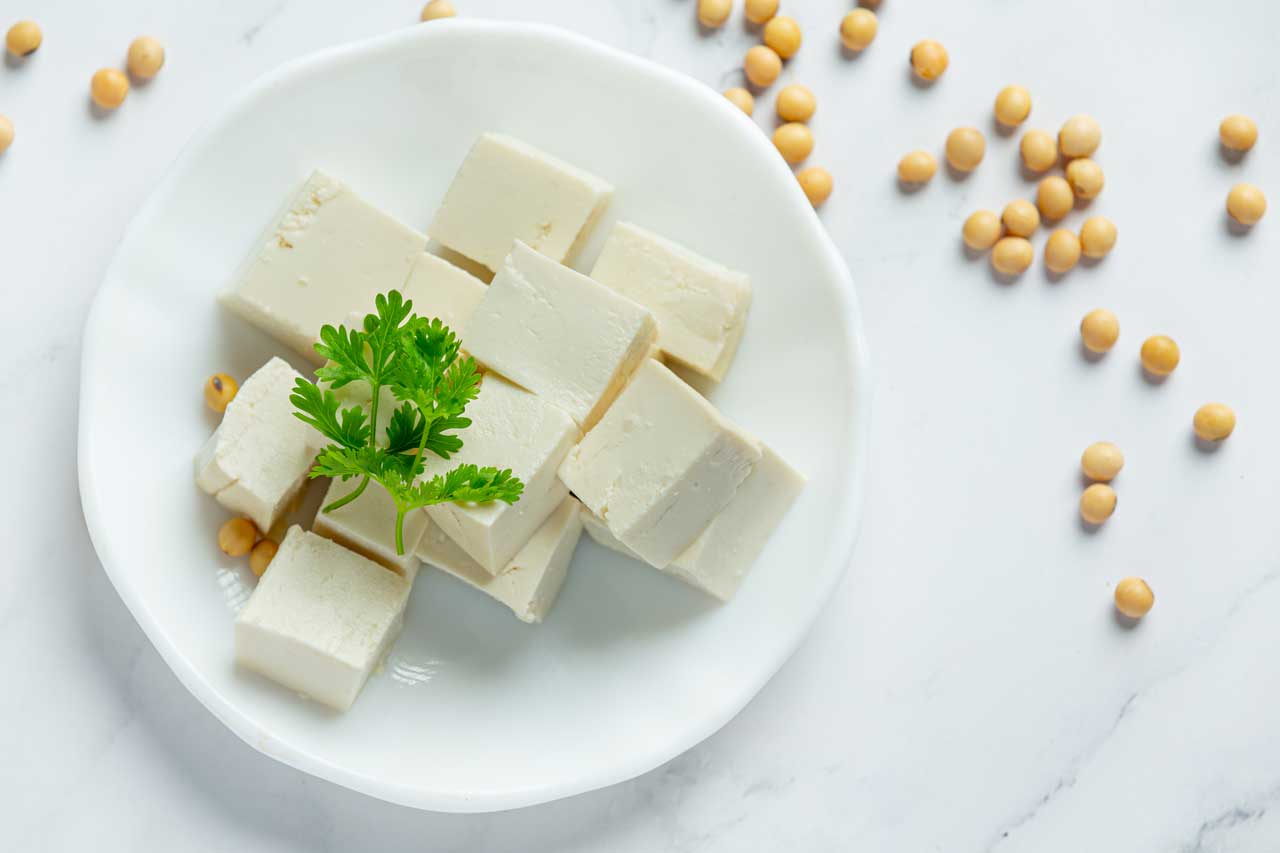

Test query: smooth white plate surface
[78,20,868,812]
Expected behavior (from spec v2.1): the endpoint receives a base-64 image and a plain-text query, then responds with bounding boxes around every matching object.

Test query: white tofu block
[420,373,579,573]
[399,252,488,340]
[195,357,326,532]
[313,476,429,575]
[590,222,751,381]
[581,446,802,600]
[234,526,413,711]
[581,510,641,559]
[427,133,613,271]
[662,446,804,600]
[222,170,426,363]
[466,240,657,429]
[558,359,761,568]
[417,497,583,623]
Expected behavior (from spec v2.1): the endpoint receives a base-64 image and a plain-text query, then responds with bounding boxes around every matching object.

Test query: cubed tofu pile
[196,132,805,711]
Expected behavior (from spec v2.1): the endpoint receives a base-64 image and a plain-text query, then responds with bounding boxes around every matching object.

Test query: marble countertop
[5,0,1280,849]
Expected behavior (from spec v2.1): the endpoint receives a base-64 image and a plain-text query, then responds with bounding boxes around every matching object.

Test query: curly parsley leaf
[385,404,468,461]
[434,356,483,420]
[385,402,424,455]
[404,464,524,508]
[315,290,415,390]
[390,319,465,410]
[363,290,415,385]
[313,324,370,390]
[290,379,370,449]
[307,444,384,480]
[424,415,468,460]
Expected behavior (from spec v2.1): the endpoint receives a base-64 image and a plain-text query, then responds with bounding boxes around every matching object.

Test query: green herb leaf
[434,356,484,419]
[385,402,425,454]
[390,319,464,412]
[423,415,469,460]
[314,291,416,391]
[307,444,383,480]
[363,290,415,385]
[385,404,468,461]
[401,464,524,510]
[313,324,371,390]
[289,379,370,449]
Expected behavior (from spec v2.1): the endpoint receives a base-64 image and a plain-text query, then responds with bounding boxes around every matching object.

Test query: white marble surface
[4,0,1280,849]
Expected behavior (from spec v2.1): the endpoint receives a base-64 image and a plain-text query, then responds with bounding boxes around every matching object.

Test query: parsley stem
[392,407,437,557]
[415,411,434,460]
[324,372,383,516]
[322,476,369,513]
[368,381,382,449]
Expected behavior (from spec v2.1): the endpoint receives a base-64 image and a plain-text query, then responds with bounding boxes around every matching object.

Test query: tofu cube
[312,476,430,575]
[663,446,805,600]
[420,373,579,573]
[581,447,802,601]
[558,359,761,568]
[417,497,583,623]
[399,251,488,340]
[427,133,613,271]
[466,240,657,429]
[590,222,751,381]
[195,357,326,532]
[581,510,641,559]
[222,170,426,363]
[234,526,414,711]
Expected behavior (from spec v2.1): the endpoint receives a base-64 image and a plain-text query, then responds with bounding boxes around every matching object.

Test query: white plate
[78,20,869,812]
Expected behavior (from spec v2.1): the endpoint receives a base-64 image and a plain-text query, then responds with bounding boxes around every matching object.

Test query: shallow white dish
[78,20,868,812]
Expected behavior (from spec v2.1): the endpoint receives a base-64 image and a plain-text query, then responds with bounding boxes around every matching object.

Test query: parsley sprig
[290,291,523,555]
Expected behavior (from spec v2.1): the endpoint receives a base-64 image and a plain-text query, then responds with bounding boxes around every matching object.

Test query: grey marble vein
[242,1,288,45]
